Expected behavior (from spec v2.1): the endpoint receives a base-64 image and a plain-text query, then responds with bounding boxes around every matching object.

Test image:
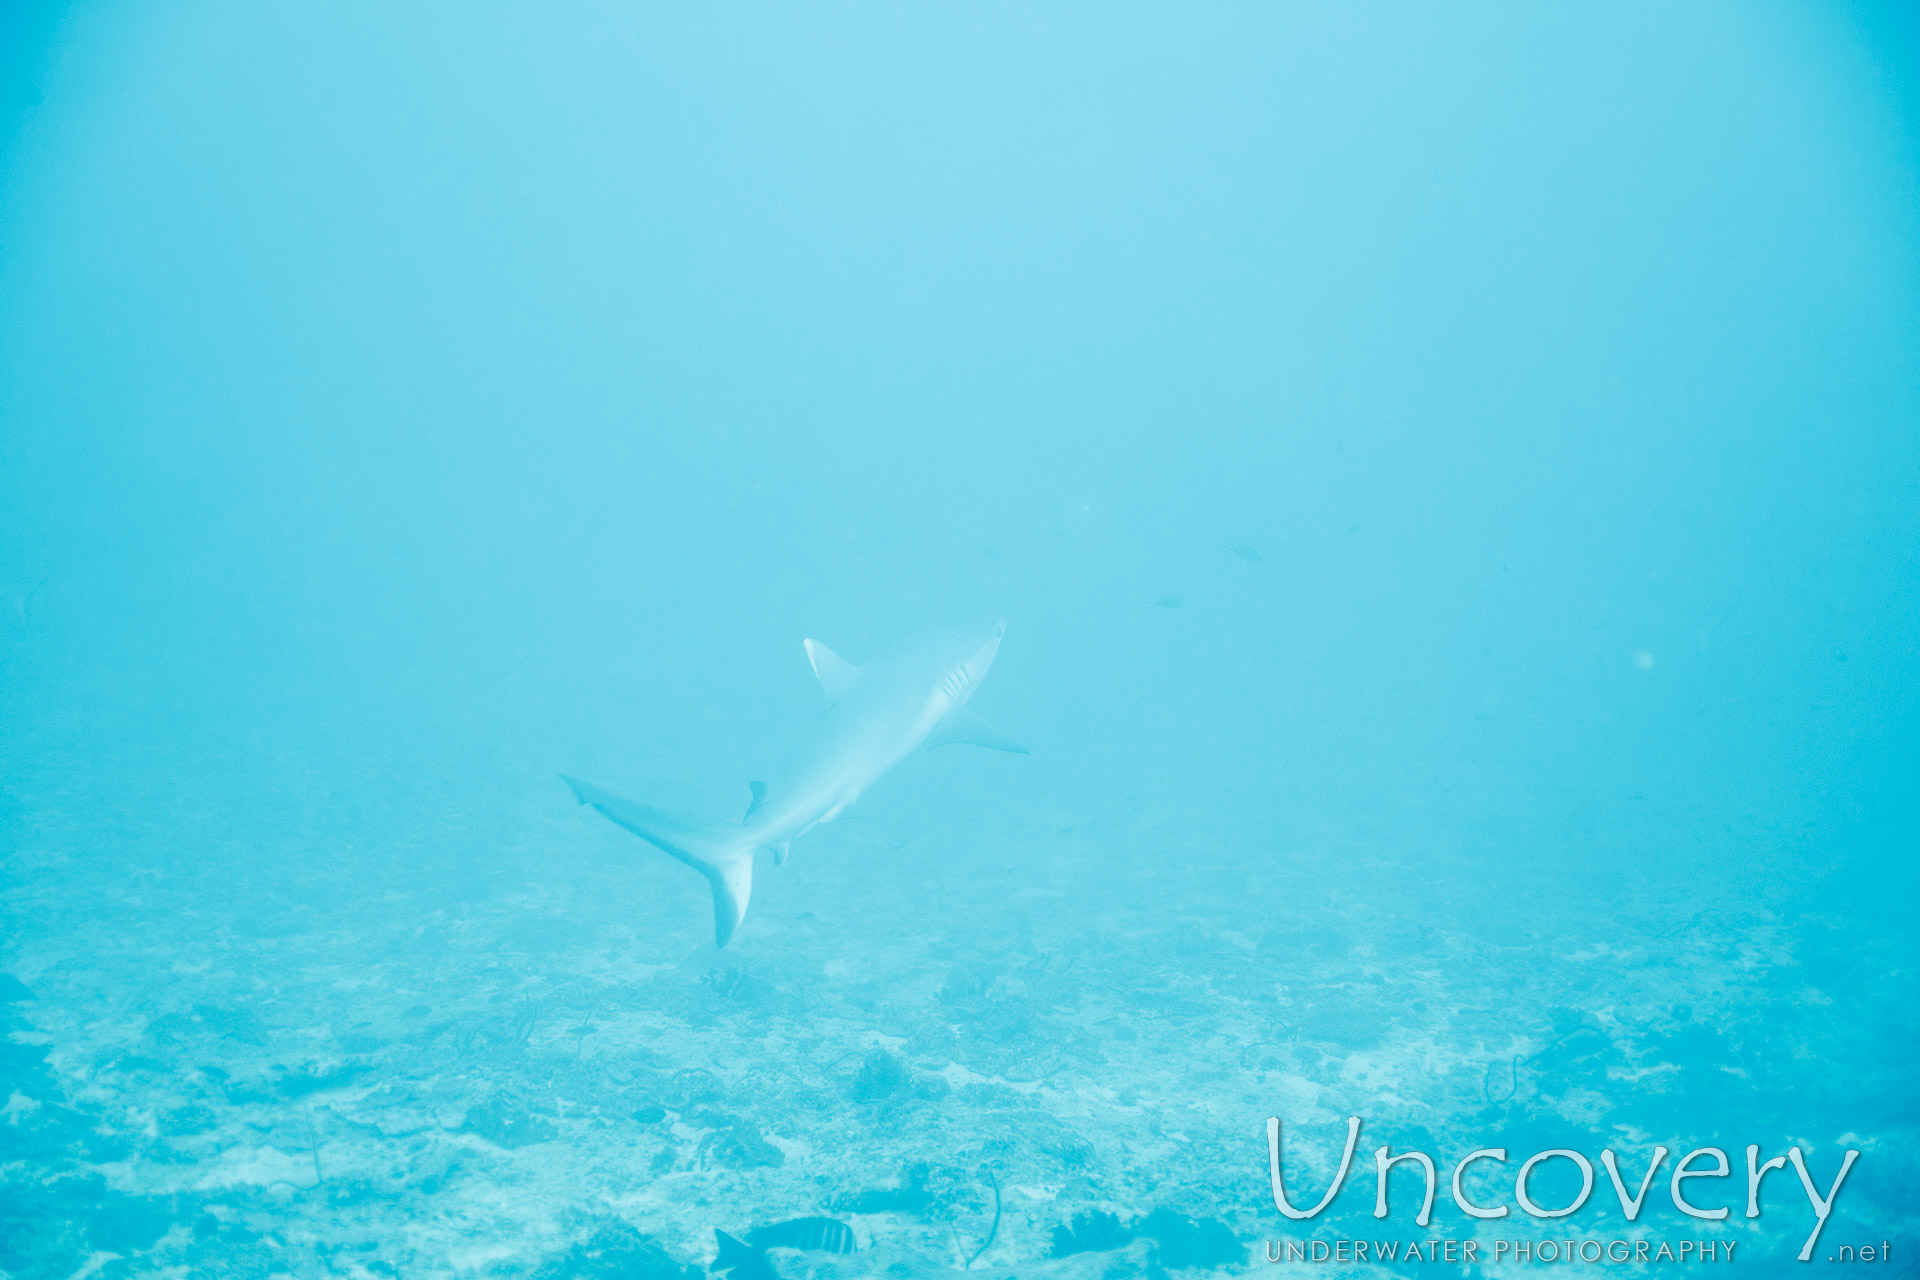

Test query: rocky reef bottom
[0,764,1910,1277]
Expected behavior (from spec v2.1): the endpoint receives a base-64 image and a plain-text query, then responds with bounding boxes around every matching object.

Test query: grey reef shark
[563,622,1026,947]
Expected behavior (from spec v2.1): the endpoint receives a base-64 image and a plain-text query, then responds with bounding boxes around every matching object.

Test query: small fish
[749,1218,856,1253]
[714,1219,856,1279]
[1226,541,1262,564]
[1150,595,1184,610]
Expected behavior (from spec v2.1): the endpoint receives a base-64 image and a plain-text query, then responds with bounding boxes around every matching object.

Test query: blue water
[2,4,1915,1277]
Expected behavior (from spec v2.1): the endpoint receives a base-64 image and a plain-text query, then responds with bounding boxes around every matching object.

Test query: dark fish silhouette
[713,1218,856,1278]
[1151,595,1184,609]
[1226,541,1262,564]
[713,1232,779,1280]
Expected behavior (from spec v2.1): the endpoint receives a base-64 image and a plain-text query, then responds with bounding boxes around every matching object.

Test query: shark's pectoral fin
[926,706,1028,753]
[803,638,859,699]
[744,780,769,822]
[769,840,792,866]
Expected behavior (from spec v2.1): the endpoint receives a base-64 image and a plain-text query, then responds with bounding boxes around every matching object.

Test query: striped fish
[748,1217,857,1254]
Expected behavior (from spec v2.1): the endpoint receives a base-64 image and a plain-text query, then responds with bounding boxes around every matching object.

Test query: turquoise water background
[2,4,1916,1276]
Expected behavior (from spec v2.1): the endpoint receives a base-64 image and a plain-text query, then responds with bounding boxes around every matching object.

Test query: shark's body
[563,623,1024,946]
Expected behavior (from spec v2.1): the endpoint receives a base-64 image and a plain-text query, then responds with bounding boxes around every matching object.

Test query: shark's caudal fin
[560,776,754,947]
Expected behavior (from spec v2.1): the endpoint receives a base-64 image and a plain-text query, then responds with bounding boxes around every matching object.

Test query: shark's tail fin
[560,775,755,947]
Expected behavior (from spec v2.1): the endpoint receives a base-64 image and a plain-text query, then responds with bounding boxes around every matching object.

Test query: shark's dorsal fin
[926,705,1028,754]
[744,780,768,823]
[803,638,858,699]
